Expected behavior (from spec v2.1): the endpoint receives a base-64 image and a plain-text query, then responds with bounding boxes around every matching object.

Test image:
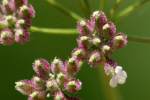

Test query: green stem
[30,26,77,34]
[46,0,82,20]
[30,26,150,44]
[128,35,150,44]
[116,0,150,20]
[98,65,122,100]
[110,0,124,17]
[100,0,105,10]
[78,0,91,17]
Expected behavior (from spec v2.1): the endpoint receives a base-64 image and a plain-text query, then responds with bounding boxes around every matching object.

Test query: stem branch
[116,0,150,20]
[46,0,82,20]
[30,26,150,44]
[30,26,77,34]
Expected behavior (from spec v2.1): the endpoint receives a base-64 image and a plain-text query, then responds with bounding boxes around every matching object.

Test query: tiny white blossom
[109,66,127,88]
[104,64,127,88]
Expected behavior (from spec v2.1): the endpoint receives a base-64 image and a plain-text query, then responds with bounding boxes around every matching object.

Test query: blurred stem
[128,35,150,44]
[110,0,124,17]
[30,26,77,34]
[78,0,91,17]
[98,66,122,100]
[100,0,105,10]
[116,0,150,20]
[46,0,82,20]
[30,26,150,44]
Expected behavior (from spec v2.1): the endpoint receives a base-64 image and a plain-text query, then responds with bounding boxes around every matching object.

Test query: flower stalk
[116,0,150,20]
[46,0,82,20]
[30,26,150,44]
[30,26,77,34]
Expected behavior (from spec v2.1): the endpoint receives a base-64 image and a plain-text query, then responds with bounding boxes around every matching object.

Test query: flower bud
[77,20,90,36]
[72,48,86,60]
[54,91,66,100]
[2,0,16,14]
[28,91,46,100]
[91,37,101,47]
[33,59,50,80]
[46,80,59,93]
[113,33,128,48]
[64,80,82,93]
[32,76,45,90]
[92,11,107,27]
[16,19,25,28]
[15,28,29,44]
[5,15,16,26]
[77,36,90,48]
[56,73,66,86]
[51,58,64,74]
[88,51,101,66]
[0,29,14,45]
[66,57,82,76]
[103,22,116,37]
[15,80,34,95]
[102,45,111,54]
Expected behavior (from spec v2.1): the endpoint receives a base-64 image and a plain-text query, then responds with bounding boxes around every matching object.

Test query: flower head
[16,57,82,99]
[0,0,35,45]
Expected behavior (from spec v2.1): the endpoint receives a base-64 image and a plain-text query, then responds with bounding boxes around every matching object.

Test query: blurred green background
[0,0,150,100]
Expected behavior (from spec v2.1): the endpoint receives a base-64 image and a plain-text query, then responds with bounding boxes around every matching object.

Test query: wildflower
[0,0,35,45]
[16,58,82,99]
[104,61,127,87]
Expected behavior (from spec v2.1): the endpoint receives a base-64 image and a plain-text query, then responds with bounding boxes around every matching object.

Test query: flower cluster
[15,58,82,100]
[0,0,35,45]
[73,11,127,87]
[15,10,128,100]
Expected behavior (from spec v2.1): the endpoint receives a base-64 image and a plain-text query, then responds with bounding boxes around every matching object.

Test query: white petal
[109,76,118,88]
[115,66,123,74]
[117,71,127,84]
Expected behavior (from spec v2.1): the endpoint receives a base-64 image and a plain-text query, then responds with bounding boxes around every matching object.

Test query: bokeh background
[0,0,150,100]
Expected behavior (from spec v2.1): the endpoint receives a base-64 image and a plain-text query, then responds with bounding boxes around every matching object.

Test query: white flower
[109,66,127,88]
[104,65,127,88]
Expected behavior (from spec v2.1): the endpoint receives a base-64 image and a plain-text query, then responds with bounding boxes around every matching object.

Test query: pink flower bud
[46,79,59,93]
[112,33,128,48]
[54,91,66,100]
[51,58,64,74]
[72,48,86,60]
[88,51,102,67]
[15,80,34,95]
[19,5,35,18]
[103,22,116,37]
[33,59,50,80]
[28,91,46,100]
[15,28,29,44]
[64,79,82,93]
[0,29,14,45]
[65,57,82,76]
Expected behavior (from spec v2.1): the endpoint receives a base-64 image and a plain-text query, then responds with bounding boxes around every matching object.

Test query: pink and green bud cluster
[75,11,128,87]
[0,0,35,45]
[15,11,128,99]
[15,58,81,100]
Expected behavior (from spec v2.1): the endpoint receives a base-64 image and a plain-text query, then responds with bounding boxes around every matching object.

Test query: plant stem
[116,0,150,20]
[78,0,91,17]
[110,0,124,17]
[128,35,150,44]
[30,26,77,34]
[30,26,150,44]
[46,0,82,20]
[98,65,122,100]
[100,0,105,10]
